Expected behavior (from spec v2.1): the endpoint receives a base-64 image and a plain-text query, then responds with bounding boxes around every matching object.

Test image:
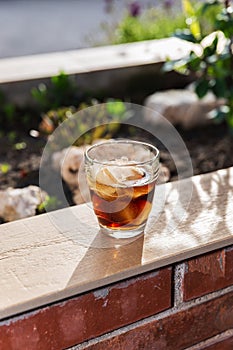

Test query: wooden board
[0,37,193,83]
[0,167,233,320]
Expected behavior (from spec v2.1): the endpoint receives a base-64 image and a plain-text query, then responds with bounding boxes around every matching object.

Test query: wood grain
[0,167,232,320]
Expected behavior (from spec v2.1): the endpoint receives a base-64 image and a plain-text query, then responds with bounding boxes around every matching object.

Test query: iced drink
[85,140,159,238]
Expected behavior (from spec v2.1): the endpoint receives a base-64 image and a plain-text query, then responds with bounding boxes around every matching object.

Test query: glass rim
[85,139,160,167]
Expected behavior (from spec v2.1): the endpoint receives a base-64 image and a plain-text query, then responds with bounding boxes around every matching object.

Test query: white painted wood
[0,38,195,83]
[0,167,232,320]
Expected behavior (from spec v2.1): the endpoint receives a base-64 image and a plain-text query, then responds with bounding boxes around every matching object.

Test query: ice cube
[118,156,129,163]
[97,165,144,186]
[96,167,117,186]
[123,167,144,181]
[130,200,152,226]
[94,167,117,200]
[95,182,118,201]
[111,199,152,226]
[93,165,150,201]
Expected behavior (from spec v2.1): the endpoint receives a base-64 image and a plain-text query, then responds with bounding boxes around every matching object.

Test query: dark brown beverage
[88,166,156,231]
[85,140,159,238]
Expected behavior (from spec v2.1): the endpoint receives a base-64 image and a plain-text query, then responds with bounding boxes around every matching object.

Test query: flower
[129,1,141,17]
[164,0,174,10]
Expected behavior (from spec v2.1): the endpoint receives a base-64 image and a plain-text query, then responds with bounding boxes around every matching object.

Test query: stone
[51,140,110,191]
[157,164,170,184]
[144,87,225,129]
[52,146,86,190]
[72,188,86,204]
[51,140,113,204]
[0,186,47,222]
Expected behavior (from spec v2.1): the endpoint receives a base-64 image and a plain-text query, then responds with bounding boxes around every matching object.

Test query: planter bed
[0,39,232,213]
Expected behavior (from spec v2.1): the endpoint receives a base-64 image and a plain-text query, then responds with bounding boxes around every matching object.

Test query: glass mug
[85,140,159,239]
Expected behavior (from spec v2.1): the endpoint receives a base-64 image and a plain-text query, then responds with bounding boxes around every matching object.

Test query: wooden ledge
[0,167,233,320]
[0,38,194,84]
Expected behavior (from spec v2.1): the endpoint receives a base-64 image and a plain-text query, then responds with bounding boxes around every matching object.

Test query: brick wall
[0,246,233,350]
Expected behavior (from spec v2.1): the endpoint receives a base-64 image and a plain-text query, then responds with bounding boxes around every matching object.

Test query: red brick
[202,336,233,350]
[183,248,233,301]
[0,267,171,350]
[0,308,60,350]
[83,291,233,350]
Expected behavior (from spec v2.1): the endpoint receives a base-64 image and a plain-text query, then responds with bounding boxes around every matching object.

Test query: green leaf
[209,105,230,124]
[163,60,179,72]
[195,79,209,98]
[203,35,218,57]
[188,52,202,70]
[174,29,197,43]
[189,17,201,40]
[163,58,190,75]
[201,0,221,15]
[212,78,227,98]
[106,100,126,116]
[182,0,201,40]
[51,71,68,86]
[212,54,230,78]
[0,163,10,174]
[3,103,15,122]
[227,113,233,129]
[14,142,27,150]
[182,0,195,17]
[206,54,218,64]
[174,57,191,75]
[37,195,61,212]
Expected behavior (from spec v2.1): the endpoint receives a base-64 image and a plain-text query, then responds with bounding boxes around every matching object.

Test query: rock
[144,87,225,129]
[0,186,47,222]
[51,140,112,189]
[52,146,86,190]
[52,143,102,205]
[72,188,86,205]
[157,164,170,184]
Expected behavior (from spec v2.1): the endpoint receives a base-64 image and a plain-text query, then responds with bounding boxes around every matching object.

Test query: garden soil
[0,122,232,223]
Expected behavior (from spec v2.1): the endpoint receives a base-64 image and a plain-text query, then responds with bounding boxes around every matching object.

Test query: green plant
[113,7,186,44]
[164,0,233,130]
[0,163,11,174]
[39,99,131,149]
[37,195,62,213]
[14,142,27,150]
[0,90,16,129]
[39,106,77,134]
[31,71,133,148]
[31,72,86,112]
